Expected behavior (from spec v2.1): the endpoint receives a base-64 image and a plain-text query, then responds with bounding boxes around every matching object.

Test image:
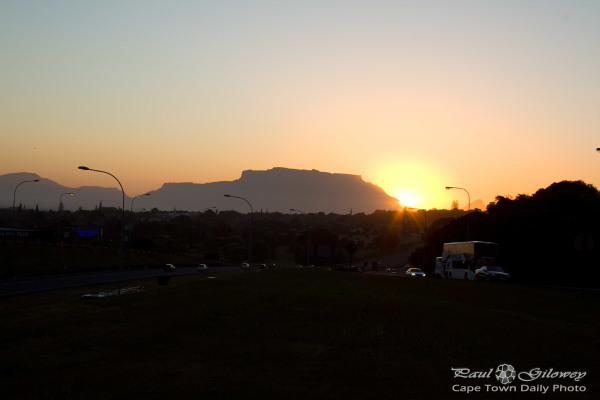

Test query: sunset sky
[2,0,600,210]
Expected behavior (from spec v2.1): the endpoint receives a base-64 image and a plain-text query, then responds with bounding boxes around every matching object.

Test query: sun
[392,189,423,209]
[368,158,447,210]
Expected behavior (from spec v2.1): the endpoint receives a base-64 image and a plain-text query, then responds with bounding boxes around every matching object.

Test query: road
[0,266,238,298]
[1,262,421,298]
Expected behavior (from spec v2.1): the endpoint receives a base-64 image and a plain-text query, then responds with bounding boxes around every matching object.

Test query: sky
[2,0,600,210]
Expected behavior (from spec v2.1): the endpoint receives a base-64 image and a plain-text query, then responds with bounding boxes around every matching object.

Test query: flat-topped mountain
[0,168,400,214]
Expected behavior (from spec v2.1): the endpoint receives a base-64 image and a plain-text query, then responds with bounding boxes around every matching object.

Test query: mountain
[0,172,126,212]
[469,199,486,210]
[0,168,400,214]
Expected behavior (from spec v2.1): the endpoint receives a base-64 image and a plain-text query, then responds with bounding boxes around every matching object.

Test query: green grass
[1,270,598,399]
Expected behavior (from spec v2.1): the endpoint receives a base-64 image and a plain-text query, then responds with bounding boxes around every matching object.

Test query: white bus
[434,241,499,280]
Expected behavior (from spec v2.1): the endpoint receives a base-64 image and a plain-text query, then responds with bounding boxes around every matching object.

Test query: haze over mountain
[1,168,403,214]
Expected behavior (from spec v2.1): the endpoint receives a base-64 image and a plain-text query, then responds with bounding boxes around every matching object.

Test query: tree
[427,180,600,286]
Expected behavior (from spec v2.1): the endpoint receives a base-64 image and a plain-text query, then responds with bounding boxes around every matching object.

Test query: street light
[58,192,74,243]
[224,194,253,263]
[131,193,151,212]
[446,186,471,239]
[290,208,311,266]
[79,166,125,294]
[12,179,39,219]
[10,179,39,276]
[59,192,74,211]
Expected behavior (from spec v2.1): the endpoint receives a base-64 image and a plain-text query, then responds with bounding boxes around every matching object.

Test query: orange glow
[369,159,449,210]
[392,189,422,209]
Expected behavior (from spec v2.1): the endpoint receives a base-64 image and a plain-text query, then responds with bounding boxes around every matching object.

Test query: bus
[434,241,499,280]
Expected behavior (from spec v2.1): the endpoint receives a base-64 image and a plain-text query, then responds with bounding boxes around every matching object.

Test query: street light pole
[79,166,125,294]
[130,193,151,212]
[58,192,74,243]
[12,179,39,219]
[10,179,39,276]
[59,192,74,211]
[290,208,311,266]
[224,194,253,264]
[446,186,471,239]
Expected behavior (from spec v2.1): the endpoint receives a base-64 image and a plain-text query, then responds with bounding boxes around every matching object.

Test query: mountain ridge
[0,168,401,214]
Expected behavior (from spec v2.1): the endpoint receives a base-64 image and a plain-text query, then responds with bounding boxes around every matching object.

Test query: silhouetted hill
[0,168,400,214]
[0,172,125,212]
[469,199,485,210]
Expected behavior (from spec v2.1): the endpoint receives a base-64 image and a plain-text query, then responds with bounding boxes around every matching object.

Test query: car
[197,264,208,272]
[406,267,426,277]
[164,264,176,272]
[475,265,510,281]
[241,263,250,270]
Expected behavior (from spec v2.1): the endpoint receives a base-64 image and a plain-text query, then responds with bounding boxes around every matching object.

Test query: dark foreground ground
[1,269,598,399]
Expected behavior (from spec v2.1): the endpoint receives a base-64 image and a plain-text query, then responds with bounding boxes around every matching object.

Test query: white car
[475,265,510,281]
[197,264,208,272]
[241,263,250,270]
[406,267,426,277]
[164,264,176,272]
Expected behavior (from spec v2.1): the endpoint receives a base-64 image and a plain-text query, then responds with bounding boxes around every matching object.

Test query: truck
[434,241,499,280]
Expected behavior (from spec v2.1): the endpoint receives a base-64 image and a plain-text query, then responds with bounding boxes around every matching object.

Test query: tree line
[411,180,600,287]
[1,202,464,270]
[3,179,598,287]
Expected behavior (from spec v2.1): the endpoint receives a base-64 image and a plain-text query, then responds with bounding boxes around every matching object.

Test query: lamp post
[290,208,311,266]
[446,186,470,239]
[9,179,39,276]
[12,179,39,219]
[59,192,74,211]
[224,194,253,263]
[58,192,74,243]
[79,166,125,294]
[131,193,151,212]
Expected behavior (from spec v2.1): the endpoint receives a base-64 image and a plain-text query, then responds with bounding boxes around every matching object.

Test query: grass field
[1,269,598,399]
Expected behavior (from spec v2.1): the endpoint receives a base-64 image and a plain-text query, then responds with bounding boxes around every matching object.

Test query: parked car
[406,267,426,277]
[475,265,510,281]
[241,263,250,270]
[164,264,176,272]
[197,264,208,272]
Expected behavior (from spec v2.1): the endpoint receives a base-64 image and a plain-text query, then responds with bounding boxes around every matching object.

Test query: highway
[0,266,238,297]
[0,264,416,298]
